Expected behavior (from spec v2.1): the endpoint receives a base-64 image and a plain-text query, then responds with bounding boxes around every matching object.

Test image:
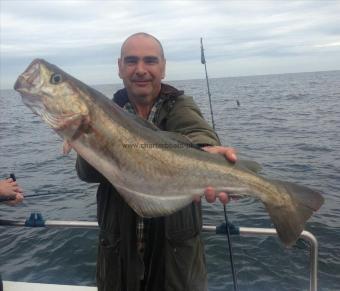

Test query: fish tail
[264,179,324,247]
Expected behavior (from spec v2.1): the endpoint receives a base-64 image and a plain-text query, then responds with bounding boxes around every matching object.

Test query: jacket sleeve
[165,95,221,146]
[76,155,104,183]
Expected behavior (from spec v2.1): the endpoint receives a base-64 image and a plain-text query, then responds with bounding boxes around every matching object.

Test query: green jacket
[76,84,220,291]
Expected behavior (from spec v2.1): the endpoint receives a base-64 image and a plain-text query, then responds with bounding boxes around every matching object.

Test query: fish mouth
[14,59,43,94]
[14,59,46,114]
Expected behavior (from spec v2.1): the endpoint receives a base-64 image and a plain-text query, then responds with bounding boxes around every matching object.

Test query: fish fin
[133,195,193,218]
[264,179,324,246]
[115,184,193,218]
[70,115,92,141]
[123,110,160,131]
[236,160,262,173]
[62,140,73,155]
[158,131,194,146]
[42,111,82,130]
[202,152,262,174]
[122,110,196,147]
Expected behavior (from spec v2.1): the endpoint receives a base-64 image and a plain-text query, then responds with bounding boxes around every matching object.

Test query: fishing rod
[200,37,238,291]
[200,38,216,129]
[0,173,57,203]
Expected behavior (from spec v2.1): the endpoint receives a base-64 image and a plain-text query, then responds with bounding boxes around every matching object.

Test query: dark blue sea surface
[1,70,339,290]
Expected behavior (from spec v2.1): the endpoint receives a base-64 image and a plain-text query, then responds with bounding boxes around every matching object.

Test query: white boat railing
[0,214,318,291]
[204,225,318,291]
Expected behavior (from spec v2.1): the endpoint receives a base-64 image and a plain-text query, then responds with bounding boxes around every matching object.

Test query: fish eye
[50,73,63,85]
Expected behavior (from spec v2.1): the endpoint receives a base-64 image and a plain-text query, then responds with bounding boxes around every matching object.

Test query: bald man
[76,32,236,291]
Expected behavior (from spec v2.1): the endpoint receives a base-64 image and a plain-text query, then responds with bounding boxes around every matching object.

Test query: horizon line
[1,68,339,91]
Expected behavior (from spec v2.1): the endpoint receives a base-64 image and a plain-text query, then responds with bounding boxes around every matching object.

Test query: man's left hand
[194,146,237,205]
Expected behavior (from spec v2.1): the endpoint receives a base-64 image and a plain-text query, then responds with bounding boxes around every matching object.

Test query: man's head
[118,33,166,105]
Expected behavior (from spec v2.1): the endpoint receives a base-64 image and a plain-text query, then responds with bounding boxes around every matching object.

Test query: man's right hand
[0,178,24,205]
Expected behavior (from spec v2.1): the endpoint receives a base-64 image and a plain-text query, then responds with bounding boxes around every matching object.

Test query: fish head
[14,59,89,136]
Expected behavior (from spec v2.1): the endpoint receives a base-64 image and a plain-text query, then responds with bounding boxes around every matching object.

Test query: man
[76,32,236,291]
[0,177,24,290]
[0,177,23,205]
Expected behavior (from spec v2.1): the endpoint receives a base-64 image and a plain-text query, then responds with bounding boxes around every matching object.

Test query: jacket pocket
[96,230,122,291]
[165,235,208,291]
[165,203,202,242]
[164,203,207,291]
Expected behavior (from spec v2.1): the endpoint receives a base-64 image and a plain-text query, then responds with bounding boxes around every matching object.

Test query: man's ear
[161,58,166,79]
[118,58,123,79]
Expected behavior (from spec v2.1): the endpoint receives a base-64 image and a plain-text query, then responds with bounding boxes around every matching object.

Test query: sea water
[1,70,339,290]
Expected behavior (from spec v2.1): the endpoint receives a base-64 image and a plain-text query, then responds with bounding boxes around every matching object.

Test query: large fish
[14,59,324,246]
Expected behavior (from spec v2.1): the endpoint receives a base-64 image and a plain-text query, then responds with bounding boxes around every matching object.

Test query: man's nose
[135,60,147,75]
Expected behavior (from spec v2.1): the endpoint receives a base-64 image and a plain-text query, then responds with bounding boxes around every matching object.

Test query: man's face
[118,35,166,105]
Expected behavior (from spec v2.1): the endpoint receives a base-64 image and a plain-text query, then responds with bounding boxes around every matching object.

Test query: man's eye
[124,57,138,64]
[144,57,159,64]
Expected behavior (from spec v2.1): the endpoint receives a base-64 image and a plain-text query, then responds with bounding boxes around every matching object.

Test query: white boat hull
[3,281,97,291]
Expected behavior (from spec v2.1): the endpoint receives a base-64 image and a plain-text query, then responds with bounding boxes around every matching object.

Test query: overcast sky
[1,0,340,89]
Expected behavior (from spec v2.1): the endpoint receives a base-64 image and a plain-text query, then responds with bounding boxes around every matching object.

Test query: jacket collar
[113,83,183,108]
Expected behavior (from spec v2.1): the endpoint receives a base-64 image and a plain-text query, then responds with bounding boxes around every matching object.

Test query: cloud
[1,0,340,88]
[314,41,340,48]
